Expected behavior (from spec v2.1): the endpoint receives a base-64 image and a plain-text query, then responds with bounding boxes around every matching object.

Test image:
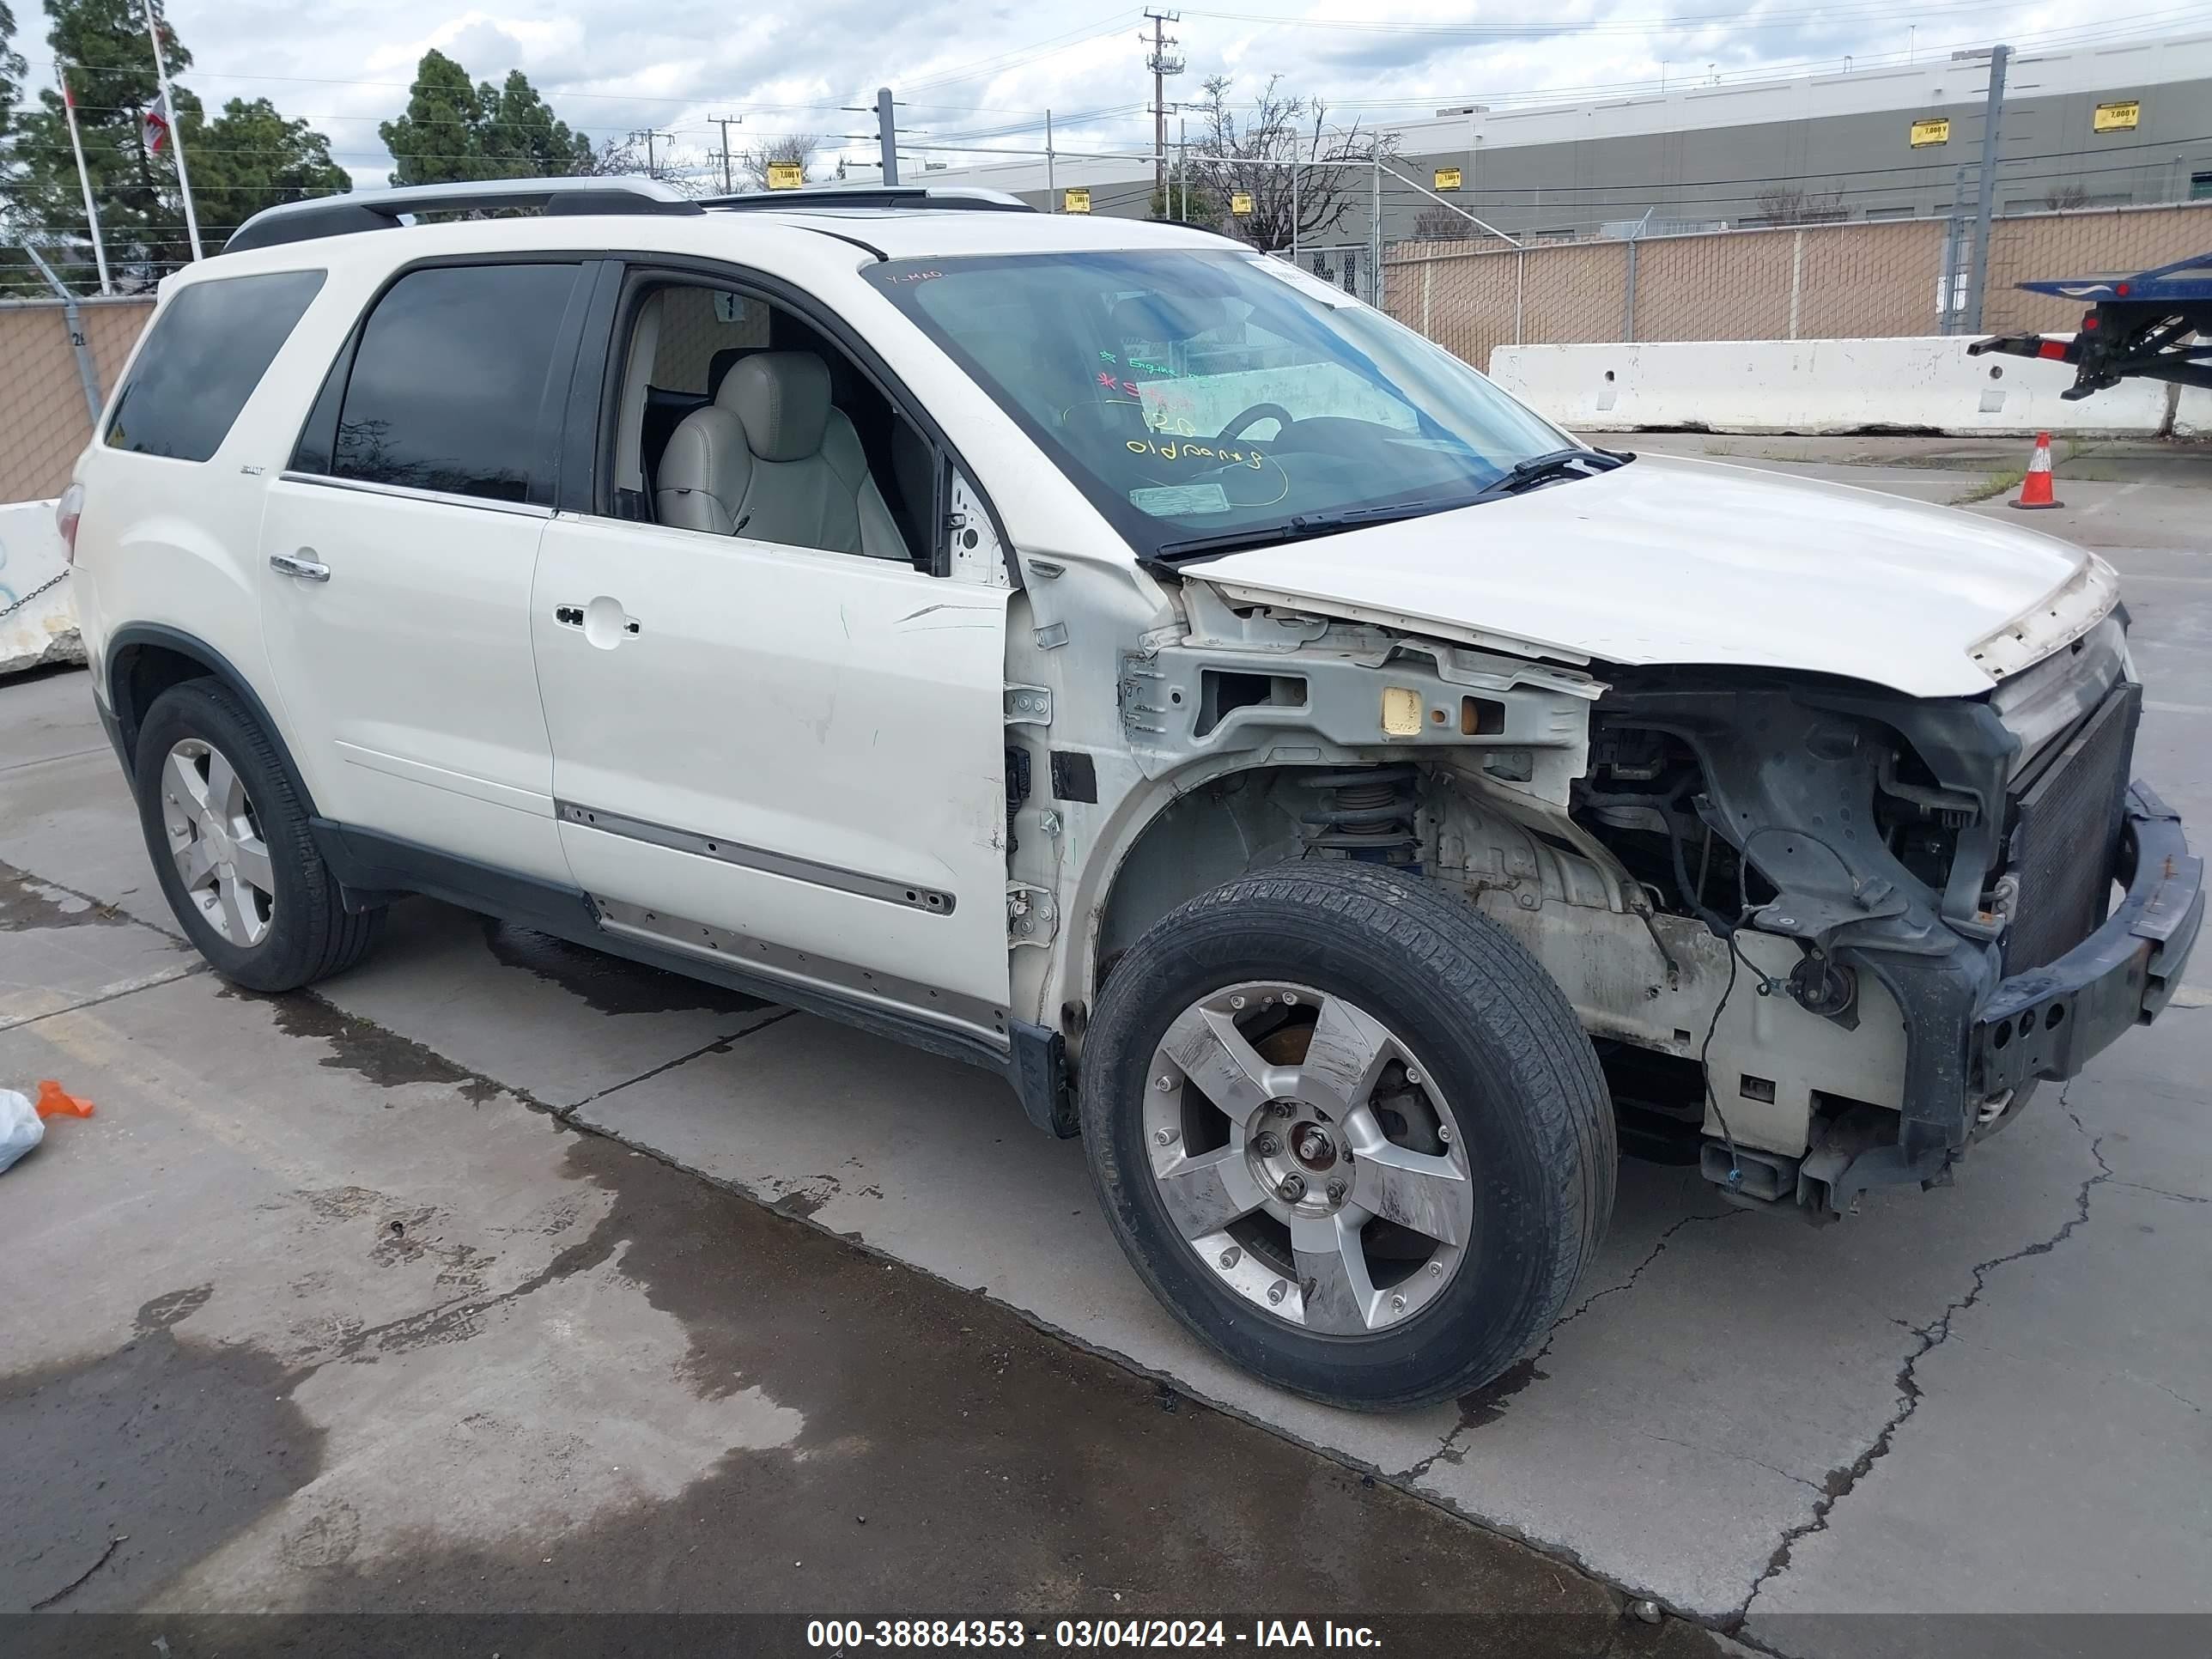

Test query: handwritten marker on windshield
[2010,433,2063,510]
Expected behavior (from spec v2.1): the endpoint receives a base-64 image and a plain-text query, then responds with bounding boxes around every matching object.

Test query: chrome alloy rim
[161,738,275,946]
[1142,981,1474,1334]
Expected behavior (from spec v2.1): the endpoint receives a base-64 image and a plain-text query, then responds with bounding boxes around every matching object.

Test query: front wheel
[1079,861,1615,1411]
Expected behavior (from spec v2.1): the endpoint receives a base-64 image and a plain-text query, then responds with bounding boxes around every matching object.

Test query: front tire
[133,678,384,991]
[1079,861,1614,1411]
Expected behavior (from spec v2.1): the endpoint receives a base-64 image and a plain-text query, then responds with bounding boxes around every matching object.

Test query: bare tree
[740,132,820,191]
[1750,185,1847,225]
[574,134,717,195]
[2042,181,2092,212]
[1185,75,1396,253]
[579,134,651,177]
[1413,203,1475,241]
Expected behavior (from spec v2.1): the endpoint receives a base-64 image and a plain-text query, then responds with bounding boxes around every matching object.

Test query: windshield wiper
[1468,446,1632,503]
[1152,497,1477,562]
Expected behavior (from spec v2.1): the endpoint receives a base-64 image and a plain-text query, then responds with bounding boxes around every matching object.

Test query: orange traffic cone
[33,1079,94,1119]
[2009,432,2063,510]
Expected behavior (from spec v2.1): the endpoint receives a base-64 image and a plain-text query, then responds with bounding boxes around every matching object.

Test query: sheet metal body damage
[1013,564,2199,1220]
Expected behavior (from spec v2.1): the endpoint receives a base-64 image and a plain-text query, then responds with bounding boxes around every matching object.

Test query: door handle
[555,600,641,641]
[269,550,330,582]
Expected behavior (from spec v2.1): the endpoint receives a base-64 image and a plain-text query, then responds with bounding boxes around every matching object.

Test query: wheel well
[111,641,215,761]
[106,629,319,819]
[1094,763,1413,991]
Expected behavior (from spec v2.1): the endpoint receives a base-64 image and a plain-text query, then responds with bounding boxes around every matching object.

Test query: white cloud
[10,0,2148,190]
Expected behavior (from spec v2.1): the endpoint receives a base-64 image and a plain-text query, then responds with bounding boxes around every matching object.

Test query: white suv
[65,178,2202,1410]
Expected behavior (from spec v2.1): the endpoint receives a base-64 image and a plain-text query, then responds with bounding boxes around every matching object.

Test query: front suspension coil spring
[1297,764,1421,864]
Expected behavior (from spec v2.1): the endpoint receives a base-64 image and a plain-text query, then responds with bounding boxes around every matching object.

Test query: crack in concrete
[1630,1428,1827,1496]
[0,960,210,1034]
[1733,1088,2115,1628]
[2114,1179,2208,1205]
[28,1533,125,1609]
[564,1009,799,1111]
[1402,1206,1741,1483]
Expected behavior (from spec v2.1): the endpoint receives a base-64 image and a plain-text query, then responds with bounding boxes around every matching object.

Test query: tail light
[55,483,84,564]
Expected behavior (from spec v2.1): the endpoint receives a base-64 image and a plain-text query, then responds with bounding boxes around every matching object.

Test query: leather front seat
[655,350,910,562]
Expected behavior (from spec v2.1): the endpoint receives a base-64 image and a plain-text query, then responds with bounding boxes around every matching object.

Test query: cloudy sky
[16,0,2201,189]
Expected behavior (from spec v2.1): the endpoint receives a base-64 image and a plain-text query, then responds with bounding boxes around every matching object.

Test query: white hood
[1180,454,2119,699]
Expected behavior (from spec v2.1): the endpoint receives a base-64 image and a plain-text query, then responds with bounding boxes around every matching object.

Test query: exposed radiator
[2002,681,2141,975]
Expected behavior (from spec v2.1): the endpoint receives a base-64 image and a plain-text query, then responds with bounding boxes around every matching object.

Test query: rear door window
[321,263,584,504]
[103,270,325,462]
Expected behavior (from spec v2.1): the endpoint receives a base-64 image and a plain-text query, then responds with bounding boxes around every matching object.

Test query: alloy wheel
[161,737,276,947]
[1142,981,1475,1334]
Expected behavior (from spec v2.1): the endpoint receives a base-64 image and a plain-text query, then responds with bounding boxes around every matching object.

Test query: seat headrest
[718,350,831,462]
[707,346,753,401]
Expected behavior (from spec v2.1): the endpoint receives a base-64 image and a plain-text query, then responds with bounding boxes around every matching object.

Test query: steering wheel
[1216,402,1294,442]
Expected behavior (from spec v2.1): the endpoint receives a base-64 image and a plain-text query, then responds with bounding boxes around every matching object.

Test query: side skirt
[307,819,1074,1133]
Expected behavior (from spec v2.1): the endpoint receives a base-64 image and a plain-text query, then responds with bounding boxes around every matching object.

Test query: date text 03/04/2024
[805,1620,1382,1649]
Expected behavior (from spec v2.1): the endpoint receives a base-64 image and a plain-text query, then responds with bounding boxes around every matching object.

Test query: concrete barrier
[0,499,83,677]
[1487,336,2174,437]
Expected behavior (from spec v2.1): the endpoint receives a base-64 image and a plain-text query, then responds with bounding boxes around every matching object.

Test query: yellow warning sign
[1434,167,1462,191]
[2094,100,2140,132]
[1064,186,1091,214]
[1909,118,1951,148]
[1230,191,1254,216]
[767,162,805,190]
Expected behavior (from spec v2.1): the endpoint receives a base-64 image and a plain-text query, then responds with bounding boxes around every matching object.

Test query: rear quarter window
[104,269,326,463]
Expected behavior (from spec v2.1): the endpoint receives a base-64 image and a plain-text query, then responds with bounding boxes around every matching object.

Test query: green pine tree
[482,70,590,176]
[191,97,349,240]
[379,48,487,187]
[379,50,591,186]
[1,1,26,139]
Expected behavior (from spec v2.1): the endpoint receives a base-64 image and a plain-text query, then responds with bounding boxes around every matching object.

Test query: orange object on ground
[2009,432,2064,509]
[34,1079,94,1119]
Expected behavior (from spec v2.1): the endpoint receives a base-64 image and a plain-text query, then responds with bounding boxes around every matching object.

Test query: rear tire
[134,678,384,991]
[1079,861,1614,1411]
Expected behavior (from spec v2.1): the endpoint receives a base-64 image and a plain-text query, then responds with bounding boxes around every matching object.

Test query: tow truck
[1970,250,2212,398]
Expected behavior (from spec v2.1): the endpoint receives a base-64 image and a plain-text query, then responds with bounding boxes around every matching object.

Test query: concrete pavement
[1,441,2207,1649]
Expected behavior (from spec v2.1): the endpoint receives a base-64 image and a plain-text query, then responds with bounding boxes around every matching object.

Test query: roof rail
[226,176,703,254]
[696,185,1036,214]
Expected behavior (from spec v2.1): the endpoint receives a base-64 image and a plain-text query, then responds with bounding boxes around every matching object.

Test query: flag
[145,91,173,155]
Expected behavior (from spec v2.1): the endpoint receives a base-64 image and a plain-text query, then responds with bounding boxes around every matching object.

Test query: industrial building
[922,31,2212,247]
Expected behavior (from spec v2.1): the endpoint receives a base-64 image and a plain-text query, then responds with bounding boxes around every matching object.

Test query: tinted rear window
[104,270,326,462]
[326,263,581,503]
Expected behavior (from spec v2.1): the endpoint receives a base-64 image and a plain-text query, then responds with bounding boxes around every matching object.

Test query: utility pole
[1046,109,1056,210]
[1143,10,1183,204]
[709,113,742,194]
[1369,157,1382,306]
[632,129,672,180]
[877,88,900,185]
[1963,43,2010,333]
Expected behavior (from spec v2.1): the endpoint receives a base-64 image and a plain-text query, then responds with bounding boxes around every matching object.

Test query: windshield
[867,248,1577,560]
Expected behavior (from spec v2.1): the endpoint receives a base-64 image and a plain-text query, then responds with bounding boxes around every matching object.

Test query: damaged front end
[1546,614,2202,1215]
[1096,584,2199,1220]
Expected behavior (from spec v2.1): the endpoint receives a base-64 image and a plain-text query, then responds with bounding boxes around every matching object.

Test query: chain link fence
[0,296,155,502]
[9,201,2212,499]
[1387,200,2212,371]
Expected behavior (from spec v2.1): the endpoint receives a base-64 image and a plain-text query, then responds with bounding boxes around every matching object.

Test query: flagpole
[144,1,204,261]
[58,65,114,294]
